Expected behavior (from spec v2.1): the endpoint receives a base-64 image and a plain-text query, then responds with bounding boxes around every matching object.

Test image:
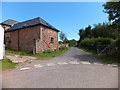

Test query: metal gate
[97,45,118,55]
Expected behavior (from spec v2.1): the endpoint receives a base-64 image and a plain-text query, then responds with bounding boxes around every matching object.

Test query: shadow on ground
[73,54,103,64]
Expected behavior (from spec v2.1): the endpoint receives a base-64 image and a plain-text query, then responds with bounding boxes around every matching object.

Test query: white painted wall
[0,25,4,60]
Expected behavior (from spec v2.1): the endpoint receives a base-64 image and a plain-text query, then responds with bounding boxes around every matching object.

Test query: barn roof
[2,19,19,26]
[6,17,59,32]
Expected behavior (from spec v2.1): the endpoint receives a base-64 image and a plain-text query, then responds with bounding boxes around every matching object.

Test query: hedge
[78,38,114,51]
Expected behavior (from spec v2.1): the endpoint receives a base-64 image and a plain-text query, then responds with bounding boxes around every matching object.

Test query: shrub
[116,39,120,49]
[115,39,120,59]
[68,39,77,46]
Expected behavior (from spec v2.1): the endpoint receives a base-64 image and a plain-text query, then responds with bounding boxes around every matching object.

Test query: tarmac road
[2,47,118,88]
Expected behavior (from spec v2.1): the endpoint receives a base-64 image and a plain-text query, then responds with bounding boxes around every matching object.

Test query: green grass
[0,58,18,71]
[34,47,70,59]
[6,49,33,56]
[6,47,70,60]
[1,48,70,71]
[97,55,118,64]
[79,47,118,64]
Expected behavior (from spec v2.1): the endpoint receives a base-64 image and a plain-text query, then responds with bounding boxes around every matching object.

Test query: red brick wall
[5,32,11,48]
[19,25,40,52]
[5,25,59,53]
[36,26,58,53]
[10,30,19,50]
[41,26,58,51]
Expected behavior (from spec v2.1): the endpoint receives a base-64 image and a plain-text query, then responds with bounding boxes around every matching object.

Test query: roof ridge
[37,17,42,23]
[18,17,39,24]
[2,19,19,22]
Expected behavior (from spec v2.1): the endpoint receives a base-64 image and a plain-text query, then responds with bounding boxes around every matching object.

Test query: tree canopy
[103,1,120,40]
[78,22,117,42]
[103,1,120,24]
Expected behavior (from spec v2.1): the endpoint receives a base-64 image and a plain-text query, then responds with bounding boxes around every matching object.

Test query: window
[50,37,54,43]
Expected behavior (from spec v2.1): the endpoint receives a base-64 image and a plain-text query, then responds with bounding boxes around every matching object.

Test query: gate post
[33,39,36,55]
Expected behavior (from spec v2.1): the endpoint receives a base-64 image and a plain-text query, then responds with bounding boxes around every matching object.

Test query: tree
[59,31,68,44]
[68,39,77,47]
[85,25,92,38]
[63,37,69,44]
[103,1,120,39]
[103,2,120,24]
[78,28,84,42]
[78,22,117,43]
[59,31,66,43]
[92,22,117,39]
[78,25,92,41]
[103,1,120,58]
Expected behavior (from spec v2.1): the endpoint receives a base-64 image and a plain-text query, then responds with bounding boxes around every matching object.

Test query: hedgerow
[78,38,114,51]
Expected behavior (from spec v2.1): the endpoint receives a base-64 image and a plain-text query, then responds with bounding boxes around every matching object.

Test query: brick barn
[2,17,59,54]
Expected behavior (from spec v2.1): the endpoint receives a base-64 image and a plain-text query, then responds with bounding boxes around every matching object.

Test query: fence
[97,45,118,55]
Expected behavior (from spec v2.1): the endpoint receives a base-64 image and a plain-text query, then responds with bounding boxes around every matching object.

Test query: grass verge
[2,47,70,70]
[97,55,118,64]
[34,47,70,59]
[0,58,18,71]
[79,47,118,64]
[6,47,70,60]
[6,49,32,56]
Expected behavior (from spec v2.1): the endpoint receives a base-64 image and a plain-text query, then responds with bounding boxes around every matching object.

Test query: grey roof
[2,19,19,26]
[6,17,59,32]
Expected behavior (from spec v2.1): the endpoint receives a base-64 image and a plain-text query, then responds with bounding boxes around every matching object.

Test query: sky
[1,2,108,41]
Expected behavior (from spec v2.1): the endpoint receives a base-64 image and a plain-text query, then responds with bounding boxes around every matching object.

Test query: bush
[115,39,120,59]
[116,39,120,49]
[78,38,114,51]
[68,39,77,47]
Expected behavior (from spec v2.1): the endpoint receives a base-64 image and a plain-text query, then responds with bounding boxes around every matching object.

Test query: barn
[2,17,59,54]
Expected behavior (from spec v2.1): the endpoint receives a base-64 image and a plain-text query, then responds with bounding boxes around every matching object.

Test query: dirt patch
[5,55,37,63]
